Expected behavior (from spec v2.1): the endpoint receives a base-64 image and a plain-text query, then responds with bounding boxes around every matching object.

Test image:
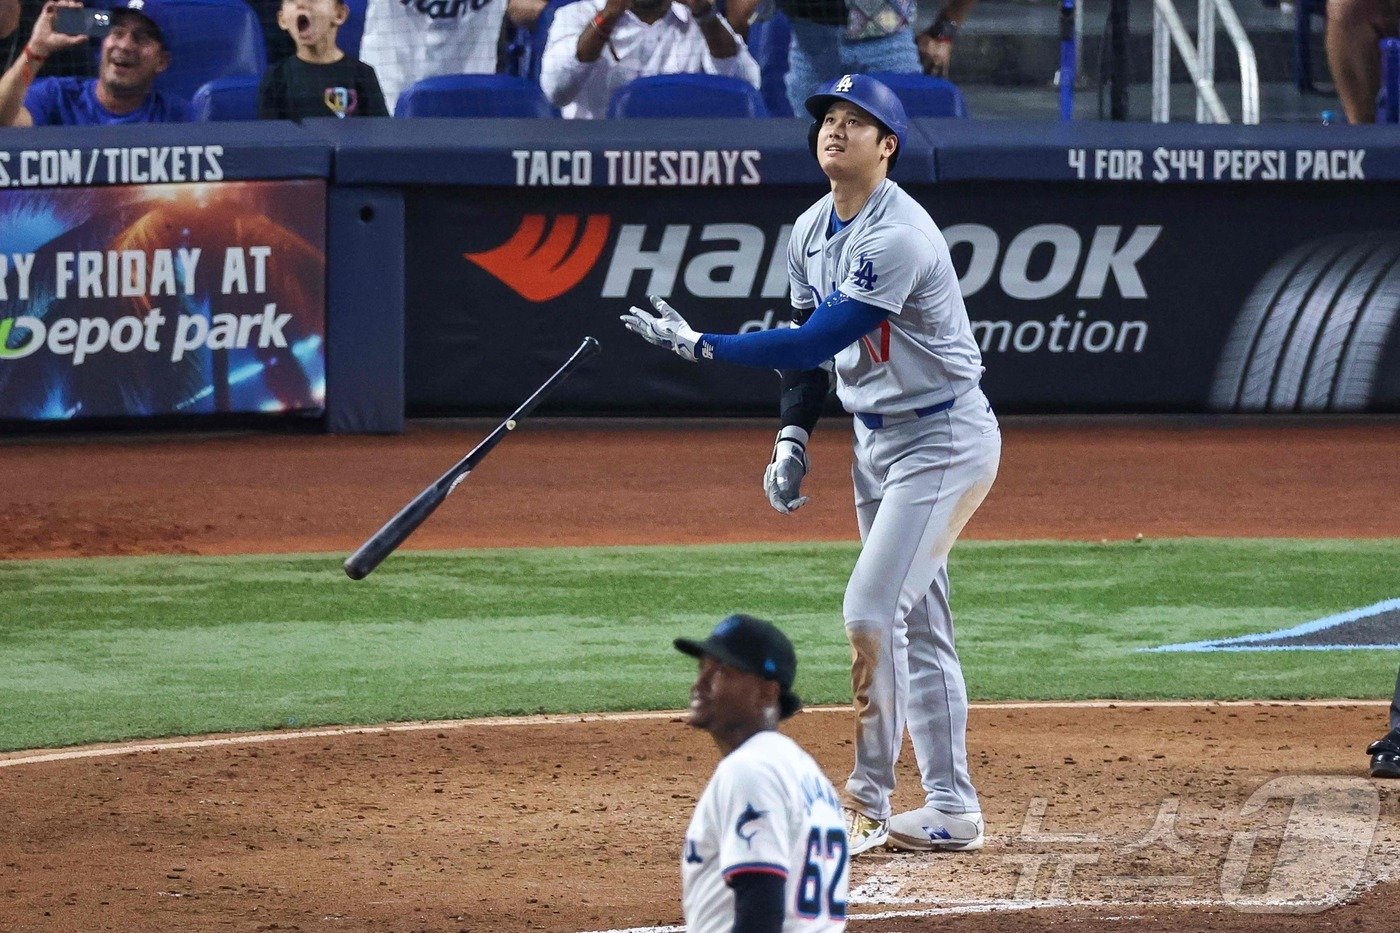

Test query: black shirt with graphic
[257,55,389,120]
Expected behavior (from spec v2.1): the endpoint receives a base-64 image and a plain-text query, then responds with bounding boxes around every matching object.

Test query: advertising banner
[403,182,1400,415]
[0,180,326,421]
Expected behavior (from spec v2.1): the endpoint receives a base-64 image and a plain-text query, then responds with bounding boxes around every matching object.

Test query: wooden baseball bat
[344,336,601,580]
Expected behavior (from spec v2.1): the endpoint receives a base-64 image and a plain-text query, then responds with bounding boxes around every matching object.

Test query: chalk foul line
[0,699,1383,770]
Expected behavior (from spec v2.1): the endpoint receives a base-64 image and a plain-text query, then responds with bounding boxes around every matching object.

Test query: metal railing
[1151,0,1259,124]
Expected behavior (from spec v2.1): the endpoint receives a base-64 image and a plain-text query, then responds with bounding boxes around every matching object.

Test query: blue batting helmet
[805,74,908,169]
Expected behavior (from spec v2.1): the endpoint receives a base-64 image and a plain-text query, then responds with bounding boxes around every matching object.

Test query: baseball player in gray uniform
[623,73,998,856]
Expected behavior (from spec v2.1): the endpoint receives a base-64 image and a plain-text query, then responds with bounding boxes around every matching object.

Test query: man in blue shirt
[0,0,189,126]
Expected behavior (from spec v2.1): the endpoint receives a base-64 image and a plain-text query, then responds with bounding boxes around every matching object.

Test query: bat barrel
[343,336,601,580]
[343,483,450,579]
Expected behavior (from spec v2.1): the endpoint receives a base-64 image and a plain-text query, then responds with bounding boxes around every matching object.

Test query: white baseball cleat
[886,806,985,852]
[843,807,889,856]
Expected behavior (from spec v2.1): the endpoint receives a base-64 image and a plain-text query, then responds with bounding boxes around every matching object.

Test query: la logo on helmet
[834,75,854,93]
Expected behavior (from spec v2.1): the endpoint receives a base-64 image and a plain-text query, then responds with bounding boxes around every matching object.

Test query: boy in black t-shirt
[257,0,387,119]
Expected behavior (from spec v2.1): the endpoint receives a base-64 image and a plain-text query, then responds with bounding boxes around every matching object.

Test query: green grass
[1,539,1397,751]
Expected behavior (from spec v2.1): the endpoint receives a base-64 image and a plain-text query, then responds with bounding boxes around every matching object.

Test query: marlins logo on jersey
[359,0,506,112]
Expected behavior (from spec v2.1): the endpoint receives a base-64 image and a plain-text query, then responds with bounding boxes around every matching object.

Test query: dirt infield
[1,419,1398,931]
[4,419,1400,559]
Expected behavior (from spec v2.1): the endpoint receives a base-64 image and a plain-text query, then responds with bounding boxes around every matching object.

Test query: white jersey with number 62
[682,731,848,932]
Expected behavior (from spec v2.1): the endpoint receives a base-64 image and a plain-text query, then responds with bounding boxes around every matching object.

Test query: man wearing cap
[676,614,848,932]
[626,73,998,859]
[0,0,189,126]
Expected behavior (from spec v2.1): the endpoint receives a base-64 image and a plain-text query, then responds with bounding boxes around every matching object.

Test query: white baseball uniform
[788,178,1000,821]
[682,730,849,932]
[359,0,507,113]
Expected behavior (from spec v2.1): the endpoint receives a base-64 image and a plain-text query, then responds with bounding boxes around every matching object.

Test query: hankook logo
[464,217,792,303]
[463,214,611,302]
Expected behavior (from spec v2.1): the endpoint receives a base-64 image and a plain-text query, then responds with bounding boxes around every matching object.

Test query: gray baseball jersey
[787,178,984,415]
[786,179,1000,827]
[682,731,848,931]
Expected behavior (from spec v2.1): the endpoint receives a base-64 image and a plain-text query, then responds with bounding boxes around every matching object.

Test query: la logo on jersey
[834,75,854,93]
[852,254,878,290]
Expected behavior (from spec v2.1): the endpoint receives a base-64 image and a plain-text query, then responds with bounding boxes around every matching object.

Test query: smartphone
[53,7,112,39]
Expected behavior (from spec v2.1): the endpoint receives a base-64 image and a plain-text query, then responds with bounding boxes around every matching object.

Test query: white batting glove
[764,425,810,514]
[621,295,701,362]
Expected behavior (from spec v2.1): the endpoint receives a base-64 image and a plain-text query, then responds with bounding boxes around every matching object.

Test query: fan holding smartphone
[0,0,190,125]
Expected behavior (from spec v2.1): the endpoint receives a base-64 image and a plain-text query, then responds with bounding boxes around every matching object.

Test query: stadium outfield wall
[0,118,1398,434]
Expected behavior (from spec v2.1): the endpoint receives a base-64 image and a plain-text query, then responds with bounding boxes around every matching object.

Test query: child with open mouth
[257,0,388,120]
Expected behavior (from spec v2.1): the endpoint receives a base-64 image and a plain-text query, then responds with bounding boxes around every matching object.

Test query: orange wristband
[22,45,47,63]
[592,12,613,36]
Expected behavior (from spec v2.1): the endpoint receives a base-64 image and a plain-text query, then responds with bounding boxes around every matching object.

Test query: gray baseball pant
[843,387,1000,821]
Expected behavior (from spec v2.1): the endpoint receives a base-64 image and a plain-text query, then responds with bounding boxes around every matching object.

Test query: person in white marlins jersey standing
[677,614,848,932]
[358,0,508,113]
[625,73,998,858]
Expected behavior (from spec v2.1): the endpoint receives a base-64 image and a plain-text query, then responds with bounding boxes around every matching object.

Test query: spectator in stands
[913,0,974,77]
[740,0,919,115]
[1326,0,1399,123]
[0,0,189,125]
[359,0,523,114]
[540,0,760,119]
[258,0,388,118]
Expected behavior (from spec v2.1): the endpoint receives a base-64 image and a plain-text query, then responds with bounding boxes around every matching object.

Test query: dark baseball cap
[675,614,802,719]
[109,0,170,47]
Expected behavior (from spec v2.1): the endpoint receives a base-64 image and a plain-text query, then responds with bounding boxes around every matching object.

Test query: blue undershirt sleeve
[699,291,888,371]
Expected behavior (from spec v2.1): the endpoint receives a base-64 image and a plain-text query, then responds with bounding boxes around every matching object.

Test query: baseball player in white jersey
[624,73,999,857]
[676,614,848,932]
[358,0,507,112]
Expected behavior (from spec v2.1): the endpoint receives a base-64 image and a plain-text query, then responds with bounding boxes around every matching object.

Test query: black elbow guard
[779,365,832,434]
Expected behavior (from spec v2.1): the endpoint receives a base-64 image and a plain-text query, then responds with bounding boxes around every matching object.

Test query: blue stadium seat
[191,74,261,121]
[745,11,793,117]
[340,0,368,58]
[866,71,970,119]
[607,73,768,118]
[394,74,556,117]
[131,0,267,104]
